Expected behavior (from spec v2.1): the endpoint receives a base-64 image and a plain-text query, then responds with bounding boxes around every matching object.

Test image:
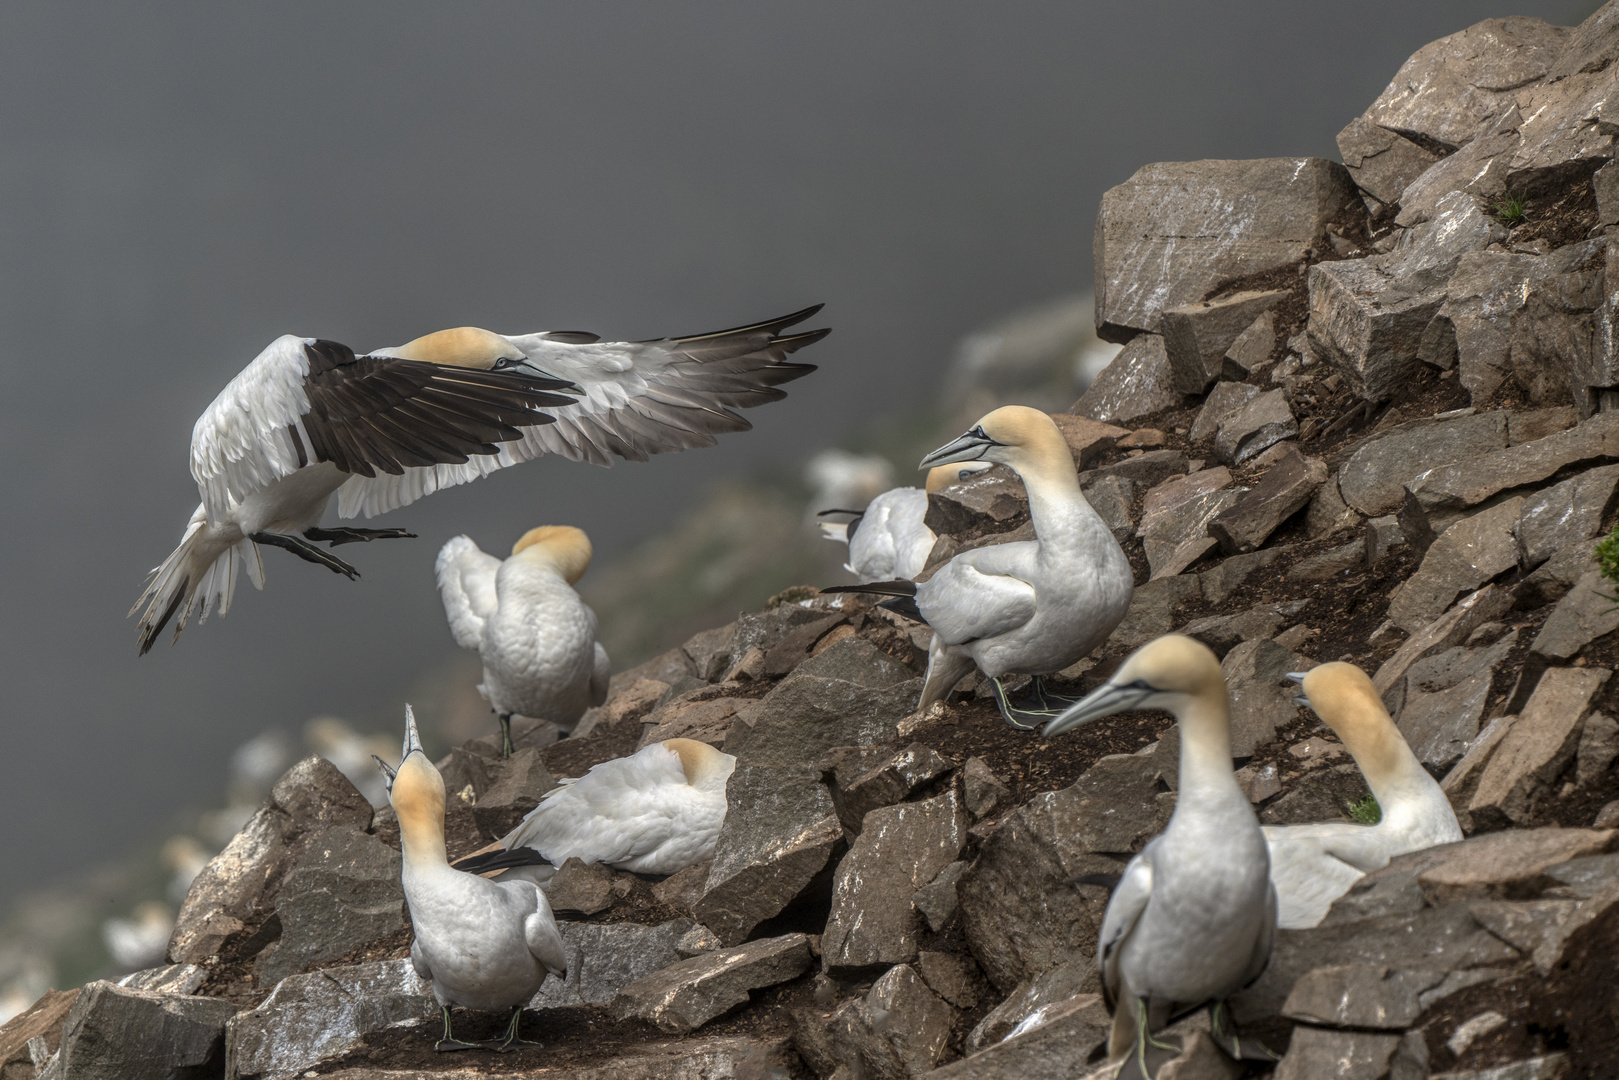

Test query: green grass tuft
[1493,192,1529,227]
[1346,793,1381,825]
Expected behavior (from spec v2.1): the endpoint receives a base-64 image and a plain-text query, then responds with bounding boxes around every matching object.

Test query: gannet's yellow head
[1292,662,1403,778]
[373,705,444,840]
[1044,634,1225,736]
[924,460,994,494]
[511,525,593,585]
[392,327,526,370]
[919,406,1073,483]
[664,738,737,792]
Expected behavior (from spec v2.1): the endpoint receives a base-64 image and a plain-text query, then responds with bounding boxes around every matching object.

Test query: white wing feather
[916,544,1038,645]
[189,335,313,524]
[1098,847,1154,1007]
[435,536,501,650]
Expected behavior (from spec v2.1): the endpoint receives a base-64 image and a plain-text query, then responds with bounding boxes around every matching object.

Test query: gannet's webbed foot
[433,1005,482,1052]
[1206,1000,1280,1062]
[490,1005,542,1052]
[990,675,1083,730]
[250,532,360,579]
[499,713,515,758]
[1120,999,1182,1080]
[305,525,418,546]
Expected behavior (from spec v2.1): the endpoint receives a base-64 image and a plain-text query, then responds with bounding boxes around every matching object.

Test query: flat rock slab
[1223,638,1315,757]
[1161,288,1289,393]
[311,1035,799,1080]
[1273,1026,1402,1080]
[613,934,811,1033]
[53,982,237,1080]
[1336,113,1438,210]
[1469,667,1611,828]
[1531,570,1619,661]
[927,993,1110,1080]
[1338,412,1508,517]
[1213,389,1296,466]
[529,919,692,1009]
[827,743,955,835]
[1209,446,1327,554]
[925,469,1031,539]
[1387,498,1524,633]
[1188,382,1261,444]
[1138,468,1240,577]
[1412,412,1619,514]
[1281,963,1442,1029]
[1108,576,1204,652]
[1047,415,1129,469]
[1069,334,1184,424]
[1516,463,1619,568]
[1094,157,1358,342]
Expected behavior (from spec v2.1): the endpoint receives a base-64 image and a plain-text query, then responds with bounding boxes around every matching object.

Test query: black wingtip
[451,847,550,875]
[820,579,918,598]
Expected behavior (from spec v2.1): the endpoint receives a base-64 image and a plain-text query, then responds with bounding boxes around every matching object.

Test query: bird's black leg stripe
[251,532,360,579]
[305,526,418,546]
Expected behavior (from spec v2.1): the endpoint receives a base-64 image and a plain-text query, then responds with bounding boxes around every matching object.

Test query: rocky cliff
[5,5,1619,1079]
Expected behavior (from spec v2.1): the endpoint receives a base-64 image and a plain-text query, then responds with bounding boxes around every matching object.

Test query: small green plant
[1597,525,1619,589]
[1346,793,1381,825]
[1493,192,1529,227]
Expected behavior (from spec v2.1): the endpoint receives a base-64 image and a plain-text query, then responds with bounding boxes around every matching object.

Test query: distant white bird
[1044,635,1276,1072]
[374,706,567,1052]
[1265,662,1463,930]
[436,526,610,756]
[453,738,735,883]
[132,308,828,653]
[803,449,894,523]
[817,461,993,582]
[828,406,1133,728]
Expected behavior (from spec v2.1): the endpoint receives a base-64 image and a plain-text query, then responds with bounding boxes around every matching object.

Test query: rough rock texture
[1468,667,1610,828]
[613,934,811,1033]
[831,964,955,1080]
[0,990,76,1080]
[529,920,692,1009]
[1338,412,1509,516]
[928,993,1111,1079]
[1209,445,1328,554]
[1161,288,1289,393]
[51,981,237,1080]
[1069,333,1185,423]
[1388,498,1525,633]
[1213,388,1297,465]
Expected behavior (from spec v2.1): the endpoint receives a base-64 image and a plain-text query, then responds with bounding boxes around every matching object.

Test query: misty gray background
[0,1,1591,902]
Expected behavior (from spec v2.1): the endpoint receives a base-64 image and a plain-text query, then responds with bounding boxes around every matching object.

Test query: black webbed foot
[305,526,418,547]
[250,532,360,579]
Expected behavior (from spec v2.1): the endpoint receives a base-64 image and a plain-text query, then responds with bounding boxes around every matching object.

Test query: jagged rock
[117,965,206,995]
[925,468,1031,539]
[48,982,236,1080]
[0,988,76,1080]
[913,860,968,933]
[1516,535,1600,608]
[1160,289,1289,393]
[468,747,556,840]
[1516,464,1619,570]
[1209,446,1327,554]
[1274,1026,1403,1079]
[1387,498,1523,633]
[547,857,615,915]
[959,753,1169,991]
[529,919,692,1008]
[1576,712,1618,787]
[1469,667,1611,828]
[1198,548,1291,606]
[1109,575,1203,651]
[674,924,721,958]
[1290,538,1367,582]
[1337,412,1508,516]
[1306,476,1363,538]
[1531,570,1619,661]
[1078,473,1138,544]
[169,755,372,964]
[1088,447,1191,489]
[831,964,954,1080]
[1336,114,1439,212]
[964,961,1096,1053]
[1308,192,1505,401]
[1224,310,1278,379]
[254,826,405,986]
[962,757,1011,819]
[1598,159,1619,230]
[1138,468,1240,578]
[1093,157,1357,342]
[572,676,670,743]
[1392,633,1516,770]
[914,951,981,1010]
[637,694,745,748]
[724,638,921,768]
[823,788,968,973]
[1212,389,1296,465]
[694,766,841,946]
[1282,964,1440,1029]
[934,992,1111,1079]
[826,743,954,835]
[1178,606,1288,657]
[1069,333,1185,424]
[1409,412,1619,516]
[1188,382,1261,444]
[1260,764,1370,826]
[613,933,811,1033]
[1372,585,1511,695]
[1366,514,1406,566]
[1223,638,1313,757]
[1048,415,1130,469]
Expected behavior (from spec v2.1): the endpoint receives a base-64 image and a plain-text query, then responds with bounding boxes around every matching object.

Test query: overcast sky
[0,1,1594,902]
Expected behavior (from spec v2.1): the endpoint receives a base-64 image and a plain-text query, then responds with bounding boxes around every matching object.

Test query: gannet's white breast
[502,741,734,875]
[405,865,561,1012]
[846,487,934,582]
[480,561,602,722]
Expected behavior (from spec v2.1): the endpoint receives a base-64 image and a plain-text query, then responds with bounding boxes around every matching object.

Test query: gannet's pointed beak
[1043,678,1156,737]
[1287,671,1311,709]
[515,361,582,393]
[402,704,425,761]
[920,425,1002,470]
[372,755,397,792]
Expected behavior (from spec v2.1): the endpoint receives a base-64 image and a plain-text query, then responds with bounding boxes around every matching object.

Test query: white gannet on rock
[1044,635,1277,1072]
[826,406,1133,728]
[817,461,993,582]
[1265,662,1463,930]
[436,526,610,756]
[132,308,828,653]
[374,706,567,1052]
[452,738,735,883]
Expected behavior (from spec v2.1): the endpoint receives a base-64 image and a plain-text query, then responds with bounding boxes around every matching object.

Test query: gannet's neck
[1339,707,1436,830]
[1007,444,1096,556]
[1173,689,1246,810]
[392,758,450,870]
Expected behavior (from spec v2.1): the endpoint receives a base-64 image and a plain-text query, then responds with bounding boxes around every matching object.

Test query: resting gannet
[453,739,735,883]
[132,307,828,653]
[1044,636,1276,1072]
[818,461,993,582]
[375,706,567,1051]
[827,406,1133,728]
[1265,662,1463,929]
[437,526,610,756]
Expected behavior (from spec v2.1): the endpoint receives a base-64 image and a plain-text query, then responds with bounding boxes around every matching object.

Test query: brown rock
[1469,667,1611,827]
[1305,476,1362,538]
[1137,468,1240,578]
[962,757,1011,819]
[1212,389,1296,465]
[1531,570,1619,660]
[1273,1026,1402,1080]
[1387,498,1524,633]
[827,743,954,835]
[1223,310,1278,379]
[1281,964,1441,1030]
[1516,463,1619,569]
[0,989,76,1080]
[1198,547,1292,606]
[832,964,955,1080]
[470,747,557,840]
[1209,446,1328,554]
[1337,411,1508,517]
[613,934,812,1033]
[1160,288,1289,394]
[1223,639,1313,757]
[1188,381,1262,444]
[1288,538,1366,583]
[930,993,1111,1079]
[1069,334,1185,424]
[1372,584,1512,695]
[1409,412,1619,514]
[1047,415,1129,469]
[914,950,982,1010]
[547,857,615,915]
[924,468,1031,540]
[53,983,238,1080]
[1336,114,1439,211]
[637,695,745,749]
[1108,575,1203,652]
[1412,827,1616,905]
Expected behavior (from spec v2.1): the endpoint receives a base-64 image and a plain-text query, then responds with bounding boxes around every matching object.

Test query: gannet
[436,526,610,756]
[453,738,735,883]
[817,461,994,582]
[131,307,828,653]
[827,406,1133,727]
[374,706,567,1051]
[1265,662,1463,930]
[1044,635,1276,1072]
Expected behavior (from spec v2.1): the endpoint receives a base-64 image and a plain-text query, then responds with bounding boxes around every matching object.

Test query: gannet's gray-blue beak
[1287,671,1311,709]
[373,704,425,794]
[1043,679,1156,737]
[920,424,1002,469]
[517,361,582,393]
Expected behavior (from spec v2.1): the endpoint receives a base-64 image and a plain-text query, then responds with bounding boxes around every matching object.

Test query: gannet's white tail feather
[130,504,258,655]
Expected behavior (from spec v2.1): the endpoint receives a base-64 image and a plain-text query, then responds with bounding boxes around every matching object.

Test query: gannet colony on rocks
[8,5,1619,1078]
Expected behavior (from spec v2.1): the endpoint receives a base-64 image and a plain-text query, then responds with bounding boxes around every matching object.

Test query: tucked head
[373,705,444,829]
[919,406,1072,479]
[393,326,527,370]
[924,459,994,494]
[1044,634,1225,736]
[663,738,736,791]
[511,525,593,584]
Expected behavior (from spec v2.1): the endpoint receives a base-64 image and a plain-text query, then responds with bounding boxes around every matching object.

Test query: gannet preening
[1044,636,1276,1072]
[437,526,610,756]
[453,739,735,883]
[374,706,567,1052]
[1265,662,1463,930]
[825,406,1133,728]
[131,307,828,653]
[817,461,994,582]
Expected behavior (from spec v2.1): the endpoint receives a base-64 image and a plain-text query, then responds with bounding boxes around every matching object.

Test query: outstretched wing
[435,536,502,650]
[336,307,827,519]
[190,336,575,524]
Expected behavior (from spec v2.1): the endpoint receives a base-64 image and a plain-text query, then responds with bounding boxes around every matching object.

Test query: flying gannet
[817,461,994,582]
[437,526,610,756]
[453,738,735,883]
[131,307,828,653]
[826,406,1133,727]
[374,706,567,1051]
[1044,635,1276,1073]
[1265,662,1463,929]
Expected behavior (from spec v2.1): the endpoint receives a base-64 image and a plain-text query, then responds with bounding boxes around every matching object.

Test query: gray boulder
[1188,382,1261,444]
[1069,334,1185,424]
[831,964,955,1080]
[826,742,955,835]
[1212,389,1296,465]
[529,919,693,1009]
[51,981,237,1080]
[1160,289,1289,394]
[613,934,810,1034]
[1516,464,1619,568]
[1222,638,1314,757]
[1137,468,1241,579]
[1336,114,1439,214]
[1337,411,1508,517]
[1208,446,1327,554]
[1387,498,1524,633]
[933,992,1111,1080]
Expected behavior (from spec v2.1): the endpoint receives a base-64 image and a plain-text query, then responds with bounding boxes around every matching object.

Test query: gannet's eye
[957,468,974,480]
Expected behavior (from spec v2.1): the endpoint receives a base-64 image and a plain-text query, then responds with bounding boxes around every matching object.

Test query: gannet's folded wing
[515,883,568,977]
[915,559,1036,644]
[500,743,691,865]
[435,536,502,650]
[1098,847,1154,1010]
